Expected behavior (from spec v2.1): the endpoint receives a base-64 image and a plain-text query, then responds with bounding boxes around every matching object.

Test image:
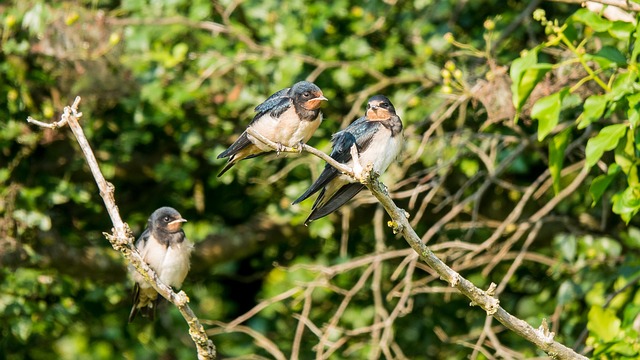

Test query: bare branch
[245,127,356,178]
[27,97,216,360]
[366,173,587,360]
[207,322,287,360]
[547,0,640,12]
[248,128,588,360]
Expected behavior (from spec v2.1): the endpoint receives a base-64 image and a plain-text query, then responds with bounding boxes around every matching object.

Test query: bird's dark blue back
[251,87,292,124]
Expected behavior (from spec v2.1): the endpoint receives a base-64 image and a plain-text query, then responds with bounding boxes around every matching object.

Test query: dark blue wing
[219,87,293,160]
[293,117,379,205]
[292,131,357,205]
[304,183,365,224]
[340,118,380,156]
[217,131,252,159]
[135,227,151,250]
[254,87,289,112]
[251,87,292,124]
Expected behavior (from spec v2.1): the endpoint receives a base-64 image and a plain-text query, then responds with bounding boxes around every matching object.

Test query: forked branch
[247,127,587,360]
[27,97,216,360]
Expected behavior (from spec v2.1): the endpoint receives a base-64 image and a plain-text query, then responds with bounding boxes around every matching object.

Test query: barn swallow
[217,81,328,176]
[293,95,403,225]
[128,207,193,322]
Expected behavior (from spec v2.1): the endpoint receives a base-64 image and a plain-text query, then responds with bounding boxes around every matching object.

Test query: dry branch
[246,128,588,360]
[548,0,640,12]
[27,97,216,360]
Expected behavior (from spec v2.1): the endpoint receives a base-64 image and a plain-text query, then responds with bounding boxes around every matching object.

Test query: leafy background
[2,0,640,359]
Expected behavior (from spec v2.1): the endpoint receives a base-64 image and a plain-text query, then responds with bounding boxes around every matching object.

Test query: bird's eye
[381,102,389,108]
[163,216,170,222]
[303,91,311,98]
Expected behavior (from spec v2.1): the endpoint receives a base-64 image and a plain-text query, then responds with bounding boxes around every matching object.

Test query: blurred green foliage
[2,0,640,359]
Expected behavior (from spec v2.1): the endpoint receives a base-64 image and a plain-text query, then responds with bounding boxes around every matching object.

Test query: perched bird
[217,81,328,176]
[128,207,193,322]
[293,95,403,225]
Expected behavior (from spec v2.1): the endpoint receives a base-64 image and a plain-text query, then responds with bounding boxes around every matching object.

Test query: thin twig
[227,287,302,328]
[291,286,315,360]
[207,322,287,360]
[27,97,216,360]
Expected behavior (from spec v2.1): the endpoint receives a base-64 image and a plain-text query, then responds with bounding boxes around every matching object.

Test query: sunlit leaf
[614,127,639,186]
[632,20,640,64]
[588,306,621,343]
[578,94,607,129]
[589,164,620,206]
[621,227,640,249]
[585,124,627,168]
[572,9,612,32]
[531,88,567,141]
[510,46,552,112]
[612,185,640,223]
[626,92,640,129]
[549,128,571,194]
[608,72,638,101]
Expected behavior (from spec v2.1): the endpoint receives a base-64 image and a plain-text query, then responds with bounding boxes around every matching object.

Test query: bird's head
[292,81,328,110]
[150,207,187,233]
[366,95,396,121]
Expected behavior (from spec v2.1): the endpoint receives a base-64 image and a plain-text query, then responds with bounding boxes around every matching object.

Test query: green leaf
[588,306,621,343]
[572,9,612,32]
[557,280,580,305]
[585,124,627,168]
[593,46,627,67]
[171,43,189,64]
[549,128,571,194]
[554,234,577,262]
[626,93,640,129]
[590,164,620,206]
[607,342,638,357]
[612,185,640,224]
[593,237,622,258]
[632,20,640,64]
[332,67,355,89]
[614,127,639,186]
[608,72,638,102]
[459,158,480,178]
[531,88,567,141]
[510,47,552,112]
[608,21,634,41]
[578,94,607,129]
[621,227,640,249]
[188,0,212,20]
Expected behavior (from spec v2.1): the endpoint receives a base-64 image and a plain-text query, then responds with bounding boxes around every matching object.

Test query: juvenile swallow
[128,207,193,322]
[217,81,328,176]
[293,95,403,225]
